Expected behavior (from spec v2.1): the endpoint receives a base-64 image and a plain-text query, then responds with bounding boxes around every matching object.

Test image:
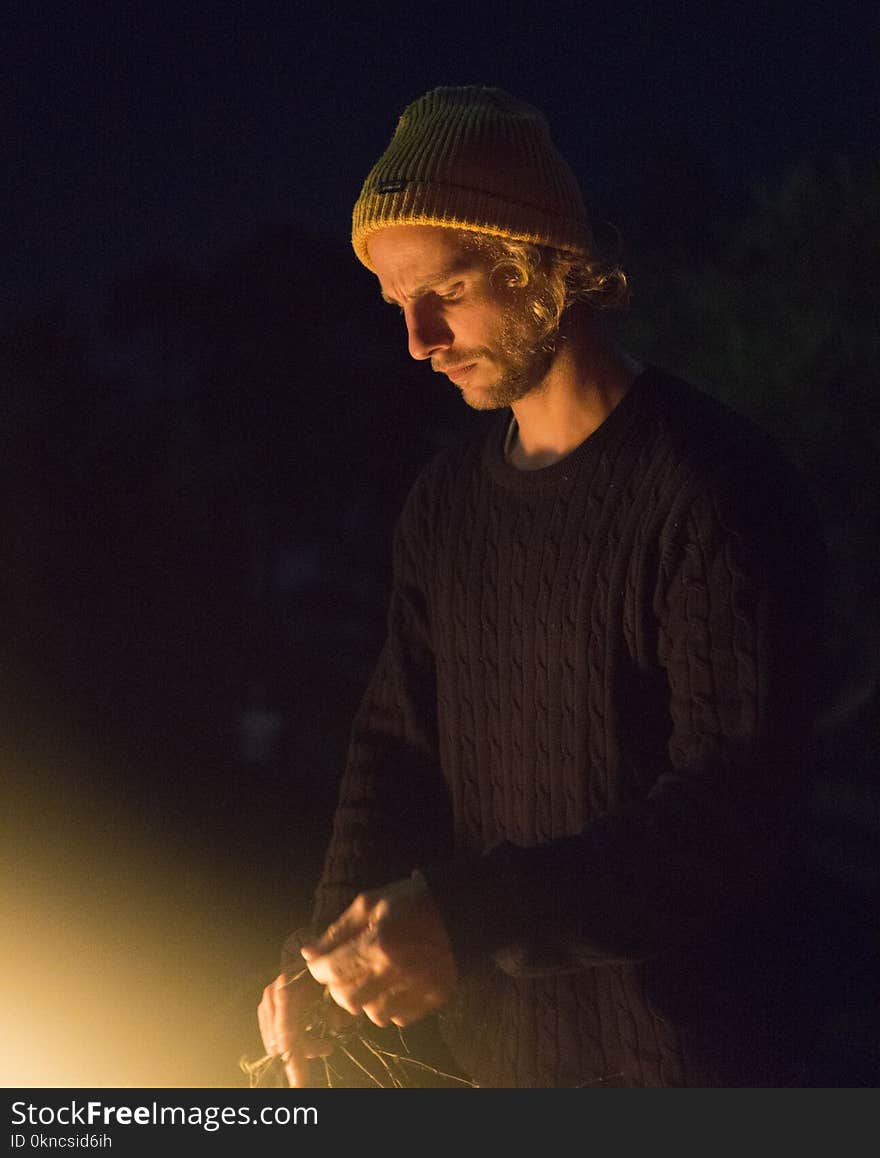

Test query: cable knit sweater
[295,365,825,1087]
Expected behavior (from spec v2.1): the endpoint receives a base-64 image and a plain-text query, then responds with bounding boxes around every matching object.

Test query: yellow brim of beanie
[352,181,591,271]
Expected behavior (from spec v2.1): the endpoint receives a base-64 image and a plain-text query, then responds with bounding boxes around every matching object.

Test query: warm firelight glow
[2,741,275,1089]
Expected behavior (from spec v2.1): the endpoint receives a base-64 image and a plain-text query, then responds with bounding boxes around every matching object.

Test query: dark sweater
[298,366,825,1087]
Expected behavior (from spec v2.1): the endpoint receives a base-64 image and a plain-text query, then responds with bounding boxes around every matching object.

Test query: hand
[301,875,458,1028]
[257,968,353,1087]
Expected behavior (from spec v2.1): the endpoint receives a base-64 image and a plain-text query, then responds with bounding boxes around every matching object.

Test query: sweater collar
[482,364,658,493]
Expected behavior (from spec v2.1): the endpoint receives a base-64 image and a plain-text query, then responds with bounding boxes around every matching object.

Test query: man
[258,86,824,1087]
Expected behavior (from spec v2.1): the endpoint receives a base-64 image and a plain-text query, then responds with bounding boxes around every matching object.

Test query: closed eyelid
[383,286,460,314]
[380,266,472,308]
[412,282,465,307]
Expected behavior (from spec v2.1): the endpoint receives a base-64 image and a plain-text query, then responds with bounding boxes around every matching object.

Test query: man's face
[367,224,554,410]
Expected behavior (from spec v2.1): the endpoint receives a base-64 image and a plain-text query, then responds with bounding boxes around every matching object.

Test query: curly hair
[461,232,630,346]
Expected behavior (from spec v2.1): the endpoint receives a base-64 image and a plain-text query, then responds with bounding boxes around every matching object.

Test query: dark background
[2,1,878,1087]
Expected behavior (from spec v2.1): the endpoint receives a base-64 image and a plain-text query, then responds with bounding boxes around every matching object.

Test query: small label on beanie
[377,179,408,194]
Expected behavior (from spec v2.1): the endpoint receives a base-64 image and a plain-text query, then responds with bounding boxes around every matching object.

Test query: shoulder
[634,368,781,478]
[634,369,826,596]
[634,367,818,530]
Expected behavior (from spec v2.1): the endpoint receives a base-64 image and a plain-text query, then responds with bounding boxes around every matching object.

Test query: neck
[506,313,643,471]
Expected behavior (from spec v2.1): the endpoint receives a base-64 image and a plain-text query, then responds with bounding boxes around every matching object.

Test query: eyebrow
[379,262,470,306]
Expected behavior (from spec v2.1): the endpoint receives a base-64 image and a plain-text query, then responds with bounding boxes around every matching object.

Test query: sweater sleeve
[306,470,453,935]
[421,454,826,973]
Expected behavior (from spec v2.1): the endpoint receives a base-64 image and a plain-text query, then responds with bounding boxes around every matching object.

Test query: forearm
[420,756,805,974]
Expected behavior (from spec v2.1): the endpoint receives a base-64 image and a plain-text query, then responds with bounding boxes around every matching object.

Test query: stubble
[458,308,557,412]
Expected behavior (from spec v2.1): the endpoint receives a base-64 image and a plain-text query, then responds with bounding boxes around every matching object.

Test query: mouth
[440,363,476,385]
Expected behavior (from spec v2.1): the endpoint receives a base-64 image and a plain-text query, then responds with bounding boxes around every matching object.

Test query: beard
[433,309,559,412]
[475,342,554,410]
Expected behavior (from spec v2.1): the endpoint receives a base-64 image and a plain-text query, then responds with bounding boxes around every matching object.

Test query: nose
[404,299,453,361]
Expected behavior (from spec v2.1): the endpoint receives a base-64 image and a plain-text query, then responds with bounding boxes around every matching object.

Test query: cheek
[479,297,527,351]
[498,301,542,357]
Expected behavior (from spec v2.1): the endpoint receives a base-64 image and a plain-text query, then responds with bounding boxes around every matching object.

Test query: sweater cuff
[416,842,526,974]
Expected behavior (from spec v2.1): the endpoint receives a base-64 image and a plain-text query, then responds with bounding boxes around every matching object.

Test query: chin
[459,384,516,412]
[461,375,542,411]
[460,390,501,412]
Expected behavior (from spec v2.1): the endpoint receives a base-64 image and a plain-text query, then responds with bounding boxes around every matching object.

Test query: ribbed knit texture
[352,86,591,269]
[302,366,825,1087]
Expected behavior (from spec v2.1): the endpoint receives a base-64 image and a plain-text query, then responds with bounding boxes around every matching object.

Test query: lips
[441,363,476,385]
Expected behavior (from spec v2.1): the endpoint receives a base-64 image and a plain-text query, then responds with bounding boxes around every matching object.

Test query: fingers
[257,970,339,1088]
[307,938,447,1027]
[301,892,379,960]
[277,880,457,1058]
[305,926,377,987]
[259,975,308,1086]
[325,968,389,1019]
[257,979,278,1055]
[302,880,458,1027]
[274,972,302,1049]
[359,978,446,1028]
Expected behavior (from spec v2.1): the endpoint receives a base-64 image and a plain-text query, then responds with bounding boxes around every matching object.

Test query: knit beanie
[352,86,592,270]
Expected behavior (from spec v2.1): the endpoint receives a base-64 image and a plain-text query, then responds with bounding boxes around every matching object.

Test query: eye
[439,283,464,303]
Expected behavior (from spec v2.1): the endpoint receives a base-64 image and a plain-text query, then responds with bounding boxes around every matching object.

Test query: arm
[307,475,452,933]
[420,455,826,972]
[270,471,455,1040]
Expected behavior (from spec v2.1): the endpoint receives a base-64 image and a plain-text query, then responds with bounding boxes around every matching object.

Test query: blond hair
[473,235,630,344]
